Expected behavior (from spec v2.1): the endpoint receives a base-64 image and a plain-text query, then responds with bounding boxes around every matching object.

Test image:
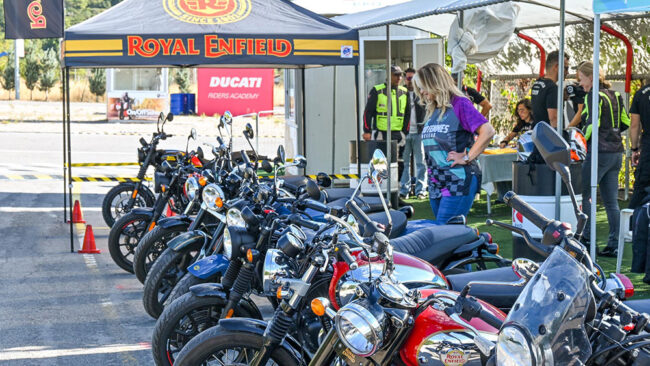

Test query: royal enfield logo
[441,348,469,366]
[163,0,252,24]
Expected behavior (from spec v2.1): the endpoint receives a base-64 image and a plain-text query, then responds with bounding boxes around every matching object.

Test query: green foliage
[64,0,125,27]
[21,41,43,100]
[173,68,192,93]
[39,48,60,100]
[1,50,15,92]
[88,68,106,101]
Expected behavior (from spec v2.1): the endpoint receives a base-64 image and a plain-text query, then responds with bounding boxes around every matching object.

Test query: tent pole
[355,65,361,178]
[457,11,464,91]
[590,15,601,261]
[301,68,306,167]
[386,24,392,206]
[554,0,566,220]
[332,66,337,174]
[67,67,74,253]
[62,66,67,223]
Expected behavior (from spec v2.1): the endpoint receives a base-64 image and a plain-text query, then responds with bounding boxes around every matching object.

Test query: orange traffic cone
[69,200,86,224]
[166,204,175,217]
[79,225,101,254]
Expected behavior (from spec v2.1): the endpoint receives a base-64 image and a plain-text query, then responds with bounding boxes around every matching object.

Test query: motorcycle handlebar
[479,308,504,330]
[139,137,148,147]
[345,200,371,228]
[339,245,358,270]
[289,214,320,231]
[503,192,551,231]
[303,199,330,214]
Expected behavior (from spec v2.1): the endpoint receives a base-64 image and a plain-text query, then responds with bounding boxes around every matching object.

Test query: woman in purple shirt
[414,63,495,224]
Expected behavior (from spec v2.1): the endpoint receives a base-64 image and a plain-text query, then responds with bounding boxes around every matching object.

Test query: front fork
[221,261,254,319]
[127,149,153,208]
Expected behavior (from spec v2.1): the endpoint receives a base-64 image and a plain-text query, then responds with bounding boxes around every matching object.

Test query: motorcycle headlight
[223,227,233,259]
[335,303,384,357]
[184,177,200,201]
[202,184,225,211]
[262,249,289,293]
[496,326,537,366]
[227,208,245,227]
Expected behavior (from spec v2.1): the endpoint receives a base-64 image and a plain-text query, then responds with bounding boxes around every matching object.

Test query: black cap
[391,65,403,75]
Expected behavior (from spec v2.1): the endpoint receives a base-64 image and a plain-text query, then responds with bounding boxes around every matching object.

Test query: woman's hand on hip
[447,151,467,167]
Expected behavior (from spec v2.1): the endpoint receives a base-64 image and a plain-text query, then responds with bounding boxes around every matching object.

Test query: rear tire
[108,212,150,273]
[152,292,260,366]
[143,248,197,319]
[174,326,299,366]
[133,225,183,284]
[102,183,153,227]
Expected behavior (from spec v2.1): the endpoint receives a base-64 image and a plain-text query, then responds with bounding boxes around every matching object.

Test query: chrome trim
[262,249,288,293]
[335,302,384,357]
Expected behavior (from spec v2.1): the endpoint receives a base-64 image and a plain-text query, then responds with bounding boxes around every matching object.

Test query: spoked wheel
[173,326,299,366]
[143,248,198,318]
[102,183,153,227]
[108,212,150,273]
[133,225,184,284]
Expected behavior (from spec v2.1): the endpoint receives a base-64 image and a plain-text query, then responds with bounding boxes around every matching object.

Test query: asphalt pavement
[0,121,280,365]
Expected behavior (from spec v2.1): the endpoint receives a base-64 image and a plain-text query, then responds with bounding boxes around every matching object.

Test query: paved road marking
[83,254,97,269]
[0,343,151,361]
[0,207,102,212]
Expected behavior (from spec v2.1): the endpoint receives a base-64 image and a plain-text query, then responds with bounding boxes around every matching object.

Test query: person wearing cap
[452,73,492,118]
[399,67,427,199]
[363,65,411,143]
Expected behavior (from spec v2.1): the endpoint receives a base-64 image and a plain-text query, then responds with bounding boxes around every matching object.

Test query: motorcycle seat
[281,175,309,192]
[366,210,407,238]
[390,225,479,266]
[322,188,356,202]
[326,197,385,214]
[626,299,650,314]
[446,266,522,312]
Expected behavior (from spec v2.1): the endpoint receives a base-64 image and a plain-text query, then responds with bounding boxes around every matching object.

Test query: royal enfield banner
[197,68,273,117]
[4,0,64,39]
[107,92,169,121]
[63,0,358,68]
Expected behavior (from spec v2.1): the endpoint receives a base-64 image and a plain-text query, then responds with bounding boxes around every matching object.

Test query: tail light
[611,273,634,299]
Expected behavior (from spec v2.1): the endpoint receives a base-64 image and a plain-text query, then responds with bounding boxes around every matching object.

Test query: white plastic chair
[616,208,635,273]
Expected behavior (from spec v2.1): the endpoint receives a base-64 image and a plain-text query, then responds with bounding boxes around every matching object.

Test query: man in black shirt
[530,50,569,128]
[452,73,492,117]
[630,80,650,209]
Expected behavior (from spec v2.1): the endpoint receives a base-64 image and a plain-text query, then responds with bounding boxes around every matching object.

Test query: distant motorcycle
[117,95,134,120]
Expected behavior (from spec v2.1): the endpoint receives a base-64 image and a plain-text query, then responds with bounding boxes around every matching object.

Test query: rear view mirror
[532,122,570,172]
[166,112,174,122]
[261,160,273,173]
[244,123,254,139]
[369,149,388,183]
[316,172,332,188]
[305,179,321,200]
[276,145,286,164]
[511,258,539,281]
[190,128,197,140]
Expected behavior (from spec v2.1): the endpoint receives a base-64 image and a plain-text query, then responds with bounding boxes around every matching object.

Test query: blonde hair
[577,61,611,89]
[413,63,466,120]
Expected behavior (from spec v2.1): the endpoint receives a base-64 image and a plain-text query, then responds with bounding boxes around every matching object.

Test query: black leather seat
[446,267,522,312]
[326,196,385,214]
[626,299,650,314]
[322,188,356,202]
[366,210,407,238]
[390,225,479,266]
[281,175,309,192]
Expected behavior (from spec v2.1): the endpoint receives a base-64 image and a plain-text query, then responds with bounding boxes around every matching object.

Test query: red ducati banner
[4,0,64,39]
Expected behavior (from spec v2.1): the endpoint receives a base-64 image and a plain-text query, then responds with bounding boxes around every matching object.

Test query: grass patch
[405,193,649,299]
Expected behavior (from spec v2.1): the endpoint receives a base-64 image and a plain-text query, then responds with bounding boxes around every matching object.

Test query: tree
[88,68,106,101]
[21,41,43,100]
[1,50,15,94]
[173,68,192,93]
[39,48,59,100]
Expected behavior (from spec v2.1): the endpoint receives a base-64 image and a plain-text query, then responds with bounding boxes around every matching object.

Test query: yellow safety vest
[375,84,407,131]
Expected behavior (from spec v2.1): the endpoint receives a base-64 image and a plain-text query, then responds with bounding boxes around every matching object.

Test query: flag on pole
[4,0,64,39]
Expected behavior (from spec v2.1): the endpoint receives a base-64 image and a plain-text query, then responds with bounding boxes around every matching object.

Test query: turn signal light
[161,185,167,193]
[199,176,208,186]
[311,298,326,316]
[148,222,156,232]
[246,249,254,263]
[276,287,283,299]
[215,197,223,208]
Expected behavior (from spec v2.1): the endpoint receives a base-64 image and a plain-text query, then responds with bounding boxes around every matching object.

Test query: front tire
[152,292,260,366]
[166,272,211,305]
[108,212,151,273]
[174,326,299,366]
[133,225,183,284]
[102,183,153,227]
[143,247,197,319]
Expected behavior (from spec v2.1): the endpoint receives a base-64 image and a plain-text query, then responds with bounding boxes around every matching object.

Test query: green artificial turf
[405,193,649,299]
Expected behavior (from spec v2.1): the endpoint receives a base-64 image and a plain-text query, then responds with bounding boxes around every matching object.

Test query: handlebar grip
[345,200,372,228]
[304,199,330,214]
[289,214,320,231]
[479,308,504,330]
[339,246,358,270]
[503,192,551,231]
[139,137,148,147]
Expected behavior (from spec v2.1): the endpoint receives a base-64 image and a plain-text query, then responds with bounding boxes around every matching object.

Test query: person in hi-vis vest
[363,65,411,144]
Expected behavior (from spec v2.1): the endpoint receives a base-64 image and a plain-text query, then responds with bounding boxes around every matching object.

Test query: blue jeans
[400,133,426,196]
[430,175,479,225]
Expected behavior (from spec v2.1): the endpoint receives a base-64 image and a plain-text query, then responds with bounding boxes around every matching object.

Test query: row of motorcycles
[103,112,650,365]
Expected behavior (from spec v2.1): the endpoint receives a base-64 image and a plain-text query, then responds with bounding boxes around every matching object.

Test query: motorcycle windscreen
[499,247,592,365]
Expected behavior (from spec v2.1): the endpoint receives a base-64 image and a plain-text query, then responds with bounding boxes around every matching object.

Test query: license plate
[333,340,371,366]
